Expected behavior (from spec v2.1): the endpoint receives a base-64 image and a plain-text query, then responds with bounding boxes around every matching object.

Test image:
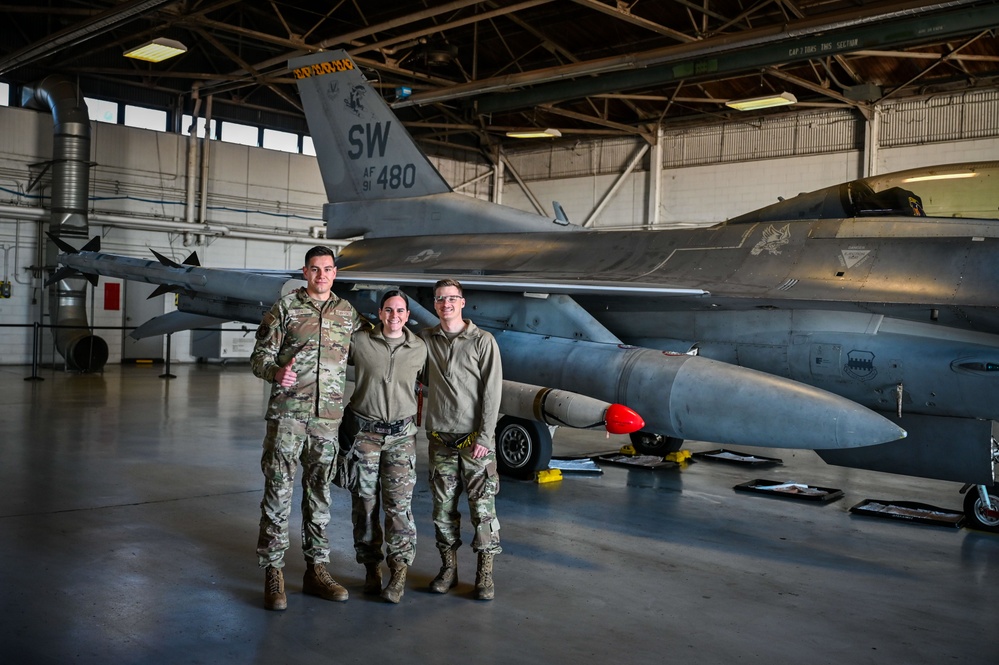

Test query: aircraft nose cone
[835,412,907,448]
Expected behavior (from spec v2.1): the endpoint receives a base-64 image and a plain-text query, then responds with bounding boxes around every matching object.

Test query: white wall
[503,137,999,228]
[0,104,327,366]
[3,100,999,366]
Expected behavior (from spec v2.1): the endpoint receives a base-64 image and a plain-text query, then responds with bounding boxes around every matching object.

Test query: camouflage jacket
[421,320,503,450]
[348,326,427,424]
[251,287,362,421]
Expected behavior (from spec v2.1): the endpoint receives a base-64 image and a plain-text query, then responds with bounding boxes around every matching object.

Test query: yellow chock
[665,450,692,463]
[619,444,637,455]
[536,468,562,484]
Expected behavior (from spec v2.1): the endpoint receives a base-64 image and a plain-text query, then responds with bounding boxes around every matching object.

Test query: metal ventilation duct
[25,75,109,372]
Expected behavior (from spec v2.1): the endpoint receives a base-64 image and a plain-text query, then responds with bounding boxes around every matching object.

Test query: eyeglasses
[433,295,463,303]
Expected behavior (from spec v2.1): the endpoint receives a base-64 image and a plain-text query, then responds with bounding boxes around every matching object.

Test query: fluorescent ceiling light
[505,128,562,139]
[902,172,977,183]
[124,38,187,63]
[725,92,797,111]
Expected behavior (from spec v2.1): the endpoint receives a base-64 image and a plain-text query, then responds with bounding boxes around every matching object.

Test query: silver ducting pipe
[25,75,108,372]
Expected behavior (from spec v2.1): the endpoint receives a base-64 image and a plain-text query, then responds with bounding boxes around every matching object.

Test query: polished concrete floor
[0,363,995,664]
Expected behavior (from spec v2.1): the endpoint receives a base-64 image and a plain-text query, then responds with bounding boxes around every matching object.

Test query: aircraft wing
[336,270,708,298]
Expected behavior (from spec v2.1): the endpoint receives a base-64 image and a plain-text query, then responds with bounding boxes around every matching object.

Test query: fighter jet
[55,50,999,531]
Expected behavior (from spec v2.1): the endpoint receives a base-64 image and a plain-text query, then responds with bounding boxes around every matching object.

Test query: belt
[429,431,478,450]
[357,414,415,436]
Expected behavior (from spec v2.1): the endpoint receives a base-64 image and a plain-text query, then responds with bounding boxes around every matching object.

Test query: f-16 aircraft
[54,50,999,531]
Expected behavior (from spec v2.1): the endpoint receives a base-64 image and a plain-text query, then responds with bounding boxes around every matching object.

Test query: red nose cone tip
[604,403,645,435]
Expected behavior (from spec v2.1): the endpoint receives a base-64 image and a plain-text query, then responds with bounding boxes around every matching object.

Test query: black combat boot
[363,562,383,595]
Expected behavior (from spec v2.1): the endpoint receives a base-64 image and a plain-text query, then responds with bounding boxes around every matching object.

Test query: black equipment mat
[734,478,843,502]
[694,449,783,466]
[849,499,965,527]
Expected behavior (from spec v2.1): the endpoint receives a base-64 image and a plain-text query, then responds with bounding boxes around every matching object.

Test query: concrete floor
[0,363,995,665]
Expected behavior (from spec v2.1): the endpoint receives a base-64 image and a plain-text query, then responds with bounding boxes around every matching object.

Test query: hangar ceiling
[1,0,998,153]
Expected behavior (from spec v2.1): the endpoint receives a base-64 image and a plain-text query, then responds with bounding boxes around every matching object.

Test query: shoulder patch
[256,311,277,341]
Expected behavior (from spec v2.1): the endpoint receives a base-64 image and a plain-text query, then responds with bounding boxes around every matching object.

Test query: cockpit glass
[848,163,999,220]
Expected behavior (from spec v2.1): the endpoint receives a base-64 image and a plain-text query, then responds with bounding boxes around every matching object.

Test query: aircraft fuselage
[338,214,999,427]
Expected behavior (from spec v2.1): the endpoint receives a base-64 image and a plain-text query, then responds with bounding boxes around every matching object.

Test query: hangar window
[181,115,218,139]
[0,82,8,106]
[86,97,118,124]
[263,128,299,153]
[302,136,316,156]
[124,105,166,131]
[221,121,259,147]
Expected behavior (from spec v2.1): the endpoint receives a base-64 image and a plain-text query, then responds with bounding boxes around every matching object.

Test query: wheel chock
[536,468,563,484]
[665,450,692,463]
[619,444,637,455]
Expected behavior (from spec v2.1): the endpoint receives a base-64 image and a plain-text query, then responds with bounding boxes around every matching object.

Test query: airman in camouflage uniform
[344,290,427,604]
[421,279,503,601]
[251,245,364,611]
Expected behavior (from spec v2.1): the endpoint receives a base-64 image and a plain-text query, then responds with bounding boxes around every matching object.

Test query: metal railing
[3,321,253,381]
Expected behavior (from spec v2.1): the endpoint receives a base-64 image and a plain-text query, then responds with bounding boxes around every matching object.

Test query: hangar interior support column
[647,125,663,230]
[184,85,200,246]
[492,148,504,206]
[864,106,882,178]
[196,94,214,246]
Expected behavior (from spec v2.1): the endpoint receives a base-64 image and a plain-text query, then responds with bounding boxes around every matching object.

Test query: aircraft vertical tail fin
[291,50,577,239]
[290,50,451,205]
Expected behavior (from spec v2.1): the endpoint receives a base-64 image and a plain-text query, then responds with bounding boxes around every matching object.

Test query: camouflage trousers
[428,437,502,555]
[349,422,418,567]
[256,416,339,568]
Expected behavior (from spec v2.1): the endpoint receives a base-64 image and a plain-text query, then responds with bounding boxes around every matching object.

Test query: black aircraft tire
[629,431,684,456]
[495,416,553,480]
[963,486,999,533]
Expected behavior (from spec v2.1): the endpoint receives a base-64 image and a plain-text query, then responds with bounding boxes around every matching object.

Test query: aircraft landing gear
[495,416,553,479]
[629,431,684,456]
[962,484,999,533]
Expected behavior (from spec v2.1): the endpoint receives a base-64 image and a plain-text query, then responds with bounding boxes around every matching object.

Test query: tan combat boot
[474,553,494,601]
[363,562,383,595]
[380,563,407,604]
[303,562,349,602]
[264,565,287,611]
[429,549,457,594]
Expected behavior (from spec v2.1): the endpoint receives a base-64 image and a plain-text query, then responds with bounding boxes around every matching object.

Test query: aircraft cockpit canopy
[727,162,999,225]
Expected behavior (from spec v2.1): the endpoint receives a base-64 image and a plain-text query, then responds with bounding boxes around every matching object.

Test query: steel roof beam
[471,1,999,115]
[392,0,984,110]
